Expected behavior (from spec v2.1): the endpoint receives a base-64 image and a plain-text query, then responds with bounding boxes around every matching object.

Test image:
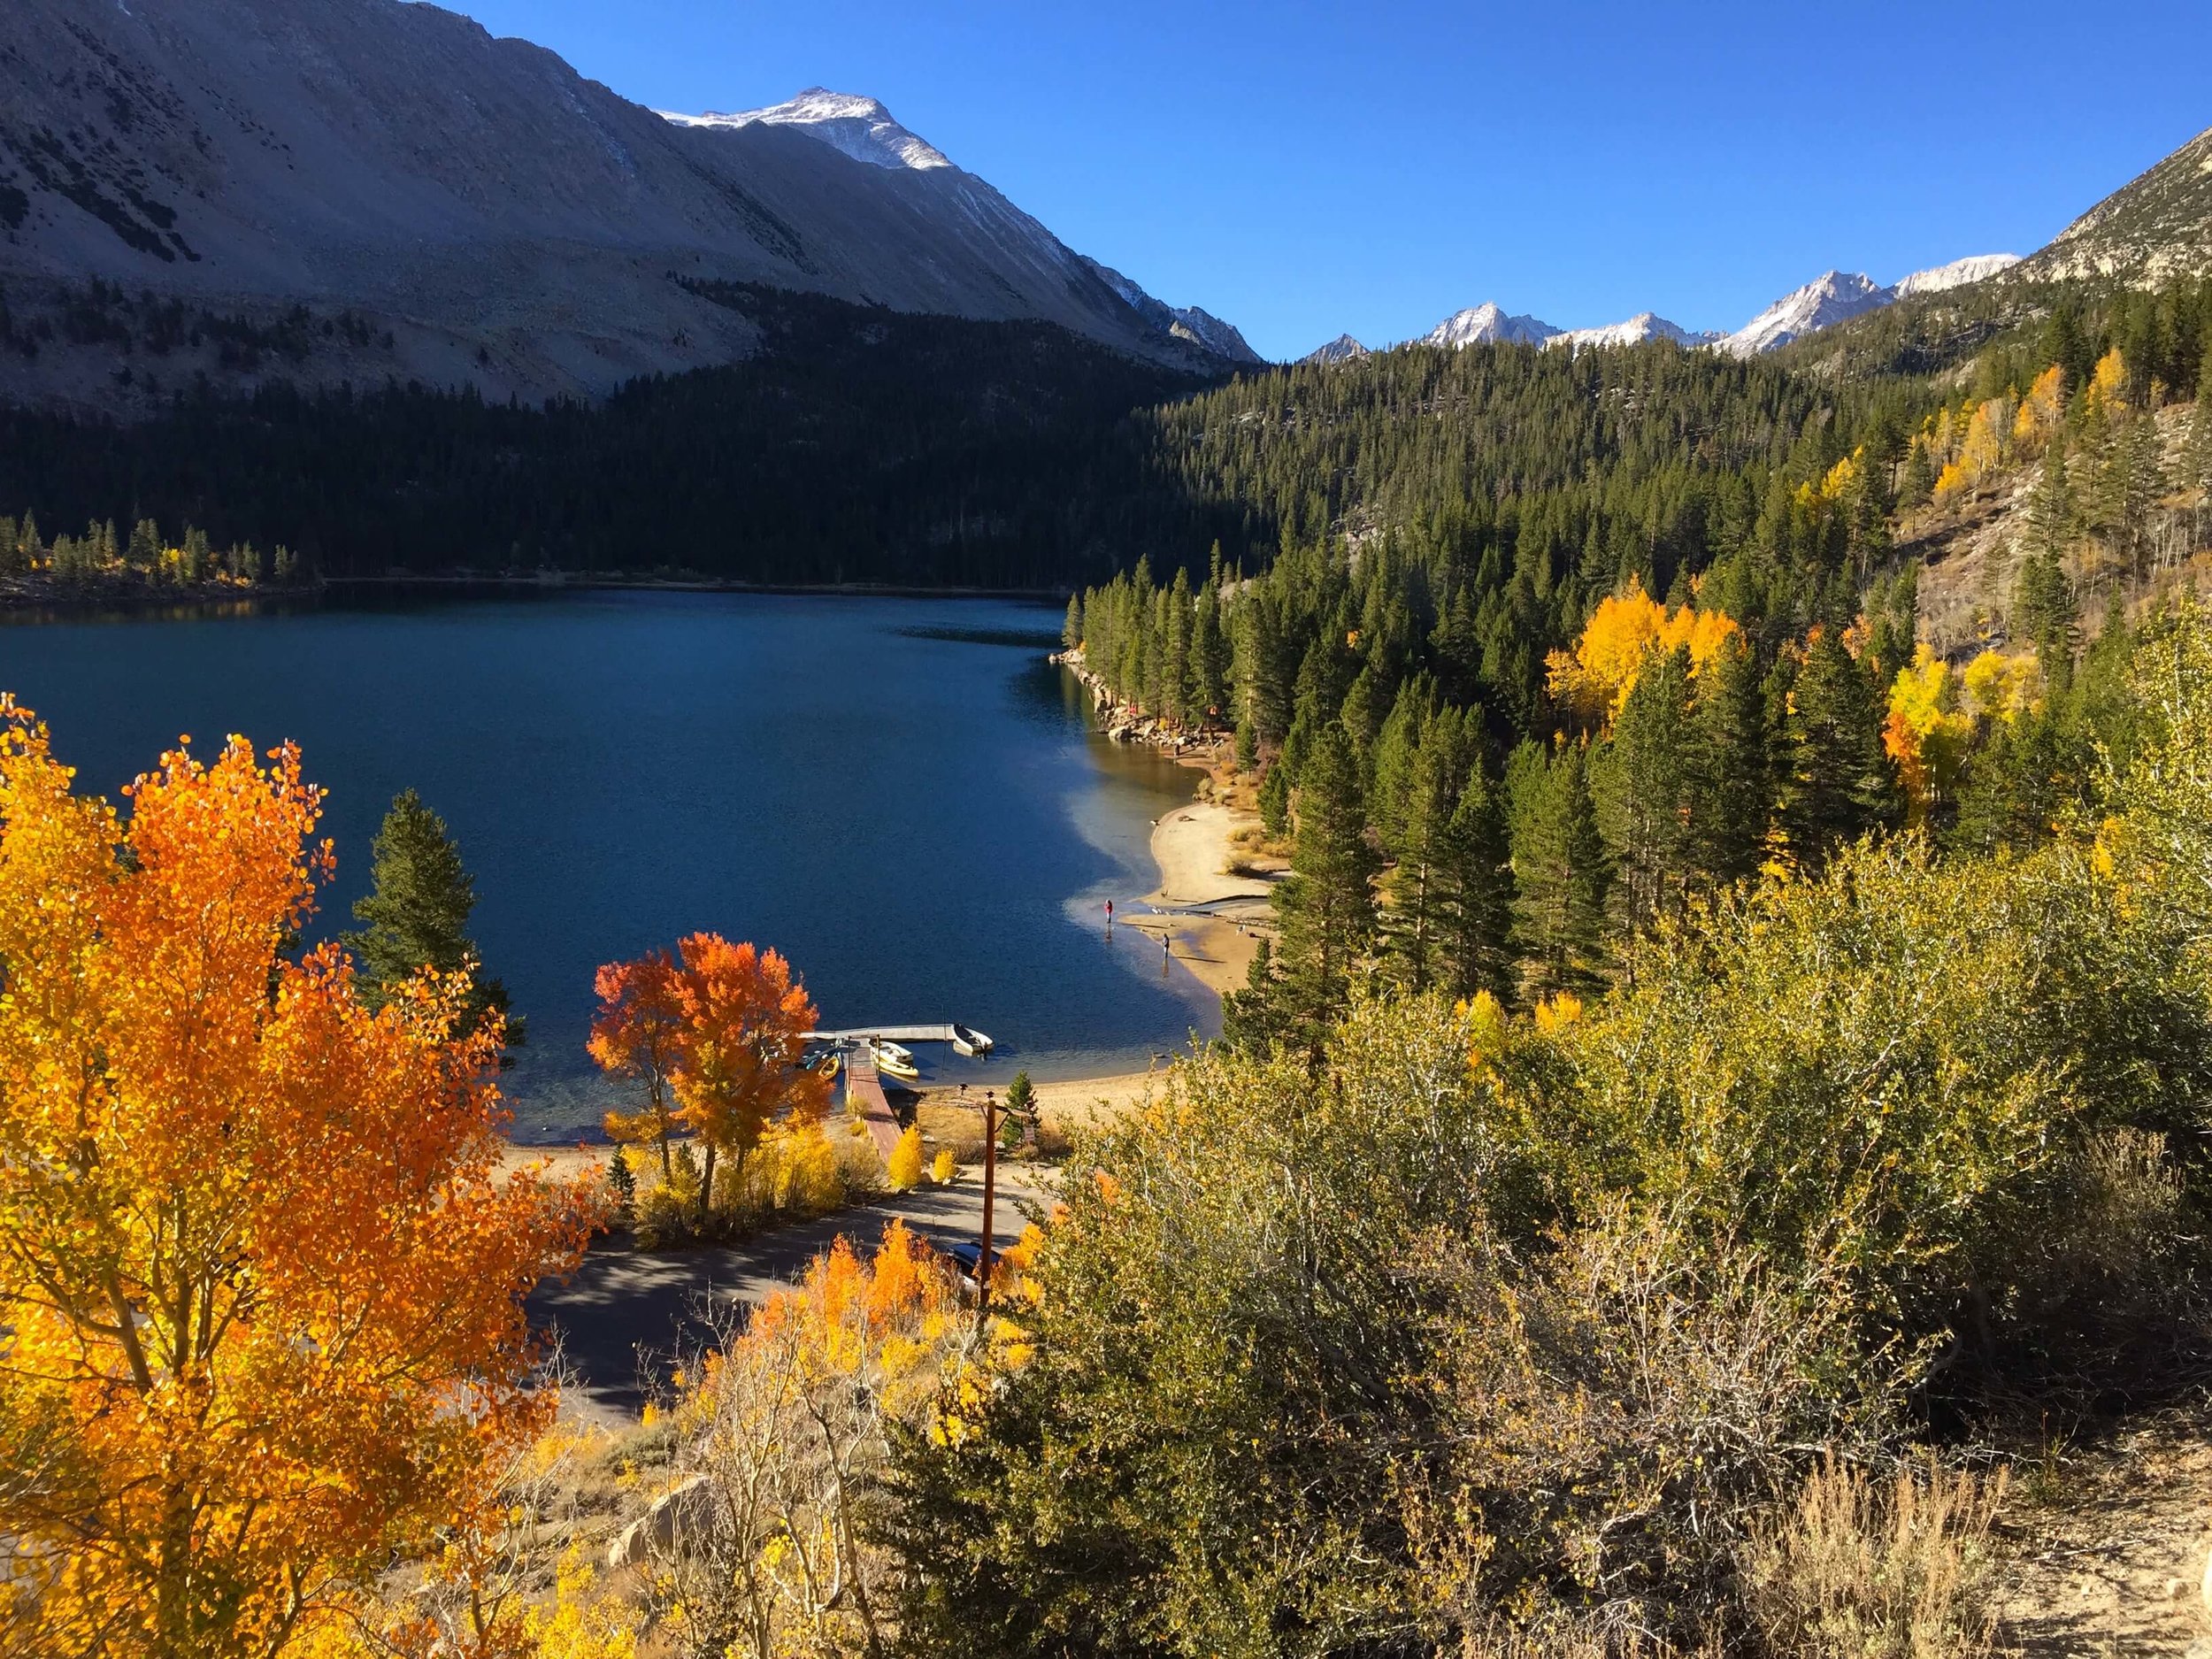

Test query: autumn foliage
[1545,577,1743,726]
[0,702,597,1658]
[590,933,829,1226]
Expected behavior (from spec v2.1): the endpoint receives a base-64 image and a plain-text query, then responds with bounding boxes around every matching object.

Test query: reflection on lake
[0,590,1214,1140]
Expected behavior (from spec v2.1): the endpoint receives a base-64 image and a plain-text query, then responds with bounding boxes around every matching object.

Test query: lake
[0,588,1216,1141]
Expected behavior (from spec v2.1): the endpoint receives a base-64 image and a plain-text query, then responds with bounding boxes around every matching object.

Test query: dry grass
[1742,1455,2007,1659]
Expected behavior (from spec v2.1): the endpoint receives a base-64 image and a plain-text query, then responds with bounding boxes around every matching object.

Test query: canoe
[951,1022,994,1058]
[871,1040,919,1079]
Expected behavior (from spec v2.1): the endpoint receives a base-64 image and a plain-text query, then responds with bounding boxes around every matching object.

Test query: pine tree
[1431,761,1514,1002]
[1781,633,1896,869]
[1256,725,1379,1061]
[1062,594,1082,649]
[1688,639,1771,887]
[344,789,518,1044]
[1379,704,1465,988]
[1511,741,1610,997]
[1594,645,1696,931]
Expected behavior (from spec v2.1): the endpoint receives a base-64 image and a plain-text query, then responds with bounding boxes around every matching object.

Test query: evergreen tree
[1688,640,1772,887]
[1242,726,1379,1061]
[344,789,518,1045]
[1379,704,1464,989]
[1594,646,1696,932]
[1511,741,1609,997]
[1062,594,1082,649]
[1781,633,1896,869]
[1431,760,1514,1002]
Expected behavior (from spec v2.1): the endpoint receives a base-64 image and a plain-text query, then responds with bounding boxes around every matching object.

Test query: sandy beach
[1117,795,1275,997]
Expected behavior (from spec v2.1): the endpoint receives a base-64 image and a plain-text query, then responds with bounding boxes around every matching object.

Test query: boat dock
[842,1046,905,1165]
[804,1024,960,1044]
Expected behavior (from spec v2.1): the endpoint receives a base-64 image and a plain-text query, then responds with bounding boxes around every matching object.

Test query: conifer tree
[1062,594,1082,649]
[1245,725,1379,1061]
[1379,704,1464,988]
[1688,639,1771,887]
[1511,741,1609,996]
[1594,646,1696,931]
[1781,633,1896,869]
[345,789,518,1044]
[1431,759,1514,1002]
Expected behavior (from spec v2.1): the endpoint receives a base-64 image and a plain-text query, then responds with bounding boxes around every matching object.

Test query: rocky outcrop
[604,1473,716,1571]
[1049,649,1221,752]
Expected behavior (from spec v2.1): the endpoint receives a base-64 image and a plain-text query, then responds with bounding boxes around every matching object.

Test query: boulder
[605,1473,716,1571]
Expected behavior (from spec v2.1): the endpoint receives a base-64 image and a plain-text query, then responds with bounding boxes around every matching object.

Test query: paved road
[528,1171,1047,1424]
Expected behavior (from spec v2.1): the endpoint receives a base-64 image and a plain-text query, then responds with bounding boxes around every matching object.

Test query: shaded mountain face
[2011,125,2212,289]
[0,0,1241,407]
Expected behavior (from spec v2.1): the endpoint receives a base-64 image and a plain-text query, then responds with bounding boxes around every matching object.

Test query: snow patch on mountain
[1719,271,1892,356]
[663,88,952,172]
[1550,311,1721,351]
[1422,303,1560,349]
[1893,253,2022,296]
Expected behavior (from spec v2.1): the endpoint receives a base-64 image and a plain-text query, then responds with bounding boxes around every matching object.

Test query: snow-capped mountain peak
[1892,252,2021,297]
[1423,302,1561,349]
[1550,311,1722,352]
[1719,270,1891,357]
[662,88,952,172]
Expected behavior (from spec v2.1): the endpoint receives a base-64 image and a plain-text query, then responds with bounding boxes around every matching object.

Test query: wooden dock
[806,1025,959,1045]
[842,1047,905,1167]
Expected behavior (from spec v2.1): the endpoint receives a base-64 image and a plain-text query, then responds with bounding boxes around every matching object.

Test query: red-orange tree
[0,703,597,1659]
[587,950,686,1181]
[666,933,829,1223]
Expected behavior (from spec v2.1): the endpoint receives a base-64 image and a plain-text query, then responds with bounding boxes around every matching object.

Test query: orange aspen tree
[664,933,829,1224]
[0,702,597,1659]
[588,949,687,1181]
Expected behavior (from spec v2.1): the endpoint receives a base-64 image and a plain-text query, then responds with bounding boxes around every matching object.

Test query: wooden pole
[978,1089,996,1308]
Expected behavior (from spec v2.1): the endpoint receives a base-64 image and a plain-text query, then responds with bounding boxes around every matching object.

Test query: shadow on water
[0,589,1215,1140]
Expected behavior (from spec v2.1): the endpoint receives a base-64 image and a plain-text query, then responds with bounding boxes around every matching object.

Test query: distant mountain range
[0,1,1252,407]
[1304,255,2025,365]
[1303,119,2212,366]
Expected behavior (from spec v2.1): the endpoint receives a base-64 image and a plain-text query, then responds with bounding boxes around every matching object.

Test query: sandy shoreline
[1113,794,1274,998]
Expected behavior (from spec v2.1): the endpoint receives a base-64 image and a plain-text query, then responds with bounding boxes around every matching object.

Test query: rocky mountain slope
[0,0,1244,408]
[1419,303,1559,349]
[2009,124,2212,290]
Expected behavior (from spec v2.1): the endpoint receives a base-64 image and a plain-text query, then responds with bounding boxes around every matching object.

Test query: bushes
[634,1125,856,1249]
[1741,1458,2005,1659]
[891,824,2212,1653]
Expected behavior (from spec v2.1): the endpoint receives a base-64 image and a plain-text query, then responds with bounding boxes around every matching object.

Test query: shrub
[1741,1456,2005,1659]
[932,1148,958,1185]
[887,1125,926,1191]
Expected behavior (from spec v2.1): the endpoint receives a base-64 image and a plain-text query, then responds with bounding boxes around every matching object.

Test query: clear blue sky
[449,0,2210,361]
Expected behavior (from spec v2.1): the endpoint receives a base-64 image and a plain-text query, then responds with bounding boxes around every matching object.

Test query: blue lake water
[0,589,1215,1141]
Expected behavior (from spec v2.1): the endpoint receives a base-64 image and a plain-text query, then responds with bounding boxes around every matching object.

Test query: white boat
[951,1022,994,1058]
[871,1039,919,1080]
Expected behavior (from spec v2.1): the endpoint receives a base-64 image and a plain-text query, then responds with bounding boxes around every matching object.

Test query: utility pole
[978,1088,996,1308]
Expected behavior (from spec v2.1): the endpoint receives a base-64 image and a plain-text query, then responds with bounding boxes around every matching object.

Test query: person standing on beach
[1105,899,1114,929]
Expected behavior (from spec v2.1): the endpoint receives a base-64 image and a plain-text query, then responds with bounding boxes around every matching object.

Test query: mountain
[1078,258,1265,365]
[0,0,1247,408]
[1550,312,1721,351]
[1302,334,1370,365]
[1893,253,2022,297]
[2009,125,2212,289]
[1421,303,1561,349]
[1719,271,1893,356]
[664,88,953,173]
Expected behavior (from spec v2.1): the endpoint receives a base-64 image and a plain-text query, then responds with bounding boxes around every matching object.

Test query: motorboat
[951,1022,994,1058]
[871,1039,919,1080]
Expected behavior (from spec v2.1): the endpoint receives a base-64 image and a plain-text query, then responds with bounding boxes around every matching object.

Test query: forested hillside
[1066,271,2212,1041]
